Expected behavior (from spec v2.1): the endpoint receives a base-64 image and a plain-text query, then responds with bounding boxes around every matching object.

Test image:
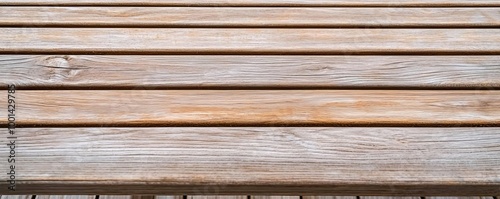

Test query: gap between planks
[1,55,499,89]
[0,29,498,55]
[0,7,498,28]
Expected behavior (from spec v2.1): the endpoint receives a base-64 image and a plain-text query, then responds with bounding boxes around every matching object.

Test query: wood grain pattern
[252,197,299,199]
[0,28,498,54]
[359,197,420,199]
[99,197,131,199]
[0,196,32,199]
[190,196,246,199]
[303,197,355,199]
[0,0,499,6]
[37,196,94,199]
[1,127,498,195]
[1,90,498,127]
[2,55,500,89]
[1,7,498,28]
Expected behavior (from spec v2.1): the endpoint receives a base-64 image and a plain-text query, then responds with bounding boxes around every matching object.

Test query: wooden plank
[1,127,499,195]
[0,0,499,6]
[252,197,299,199]
[303,197,355,199]
[99,197,131,199]
[0,196,32,199]
[359,197,420,199]
[190,196,246,199]
[37,196,94,199]
[1,7,498,28]
[2,55,500,89]
[0,28,498,55]
[1,90,498,127]
[156,197,182,199]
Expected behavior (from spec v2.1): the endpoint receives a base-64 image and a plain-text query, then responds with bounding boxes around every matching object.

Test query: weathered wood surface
[1,90,499,127]
[1,127,499,195]
[1,7,498,28]
[37,196,94,199]
[2,55,500,89]
[0,0,499,6]
[0,29,498,54]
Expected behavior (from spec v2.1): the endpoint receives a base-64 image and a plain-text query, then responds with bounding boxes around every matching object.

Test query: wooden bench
[0,0,499,196]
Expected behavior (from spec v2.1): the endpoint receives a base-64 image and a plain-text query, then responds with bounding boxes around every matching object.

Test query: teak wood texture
[1,90,499,127]
[1,0,499,6]
[1,128,499,195]
[1,7,499,28]
[1,28,499,54]
[1,0,499,196]
[1,55,500,89]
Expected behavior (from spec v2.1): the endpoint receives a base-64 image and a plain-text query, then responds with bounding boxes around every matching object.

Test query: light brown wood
[1,90,498,127]
[0,196,32,199]
[190,196,246,199]
[359,197,420,199]
[303,197,355,199]
[155,197,182,199]
[0,0,498,6]
[252,197,299,199]
[37,196,94,199]
[2,55,499,89]
[1,7,498,28]
[99,197,131,199]
[1,127,499,195]
[0,28,498,54]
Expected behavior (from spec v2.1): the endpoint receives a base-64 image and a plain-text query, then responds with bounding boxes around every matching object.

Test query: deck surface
[0,0,499,196]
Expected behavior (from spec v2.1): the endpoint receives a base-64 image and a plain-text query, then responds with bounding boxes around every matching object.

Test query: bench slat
[0,28,498,54]
[4,127,499,195]
[2,55,499,89]
[2,90,498,127]
[1,7,498,28]
[0,0,499,6]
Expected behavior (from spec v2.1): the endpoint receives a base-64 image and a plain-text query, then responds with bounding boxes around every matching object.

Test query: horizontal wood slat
[0,28,498,54]
[2,55,500,89]
[0,0,499,6]
[1,90,499,127]
[1,127,498,195]
[1,7,498,28]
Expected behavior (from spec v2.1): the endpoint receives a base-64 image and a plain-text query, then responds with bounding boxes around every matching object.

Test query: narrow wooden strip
[2,55,500,89]
[360,197,420,199]
[1,90,498,127]
[99,196,131,199]
[0,29,498,54]
[190,196,247,199]
[1,127,499,195]
[252,197,299,199]
[155,197,182,199]
[303,197,355,199]
[2,7,498,28]
[0,0,499,6]
[37,196,94,199]
[0,196,32,199]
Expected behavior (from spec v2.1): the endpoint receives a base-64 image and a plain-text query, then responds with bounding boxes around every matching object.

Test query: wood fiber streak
[37,196,94,199]
[0,90,499,126]
[0,29,498,54]
[1,7,499,27]
[0,0,499,6]
[2,55,500,89]
[0,128,498,195]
